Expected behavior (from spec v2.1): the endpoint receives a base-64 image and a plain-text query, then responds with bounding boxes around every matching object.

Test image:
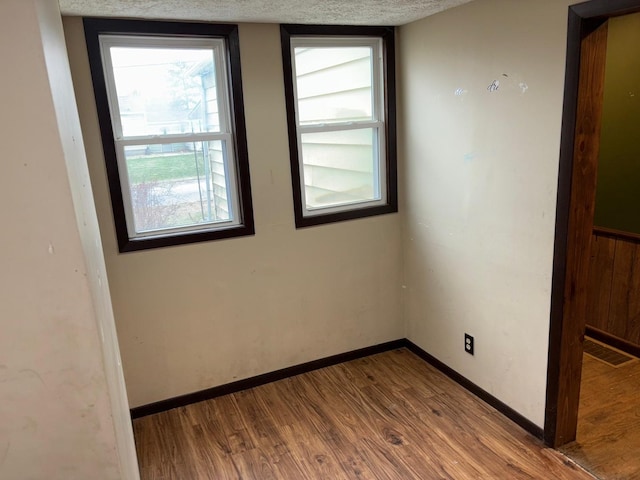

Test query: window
[280,25,397,228]
[84,19,253,252]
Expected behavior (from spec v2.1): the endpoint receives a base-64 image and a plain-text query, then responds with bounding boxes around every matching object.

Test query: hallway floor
[561,338,640,479]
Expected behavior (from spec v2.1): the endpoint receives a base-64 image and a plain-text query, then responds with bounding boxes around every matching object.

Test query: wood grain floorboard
[133,348,595,479]
[561,340,640,479]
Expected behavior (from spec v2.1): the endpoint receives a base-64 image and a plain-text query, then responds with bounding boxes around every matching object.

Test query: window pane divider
[298,121,382,134]
[117,132,231,146]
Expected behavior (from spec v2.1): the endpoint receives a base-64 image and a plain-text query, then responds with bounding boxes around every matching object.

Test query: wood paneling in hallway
[133,349,595,479]
[586,231,640,350]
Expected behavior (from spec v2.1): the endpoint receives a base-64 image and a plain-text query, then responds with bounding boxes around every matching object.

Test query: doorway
[546,0,640,449]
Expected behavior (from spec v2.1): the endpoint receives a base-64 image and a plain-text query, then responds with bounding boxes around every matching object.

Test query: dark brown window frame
[83,18,254,252]
[280,24,398,228]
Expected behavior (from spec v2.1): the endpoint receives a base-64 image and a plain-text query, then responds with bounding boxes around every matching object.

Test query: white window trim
[289,36,388,217]
[98,34,241,239]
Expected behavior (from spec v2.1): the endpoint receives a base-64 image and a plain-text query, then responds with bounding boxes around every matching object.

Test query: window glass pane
[301,128,379,209]
[294,46,373,125]
[110,46,221,137]
[124,141,231,234]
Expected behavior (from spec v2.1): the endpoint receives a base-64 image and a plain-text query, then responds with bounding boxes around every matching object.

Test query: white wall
[0,1,136,479]
[399,0,575,427]
[64,20,403,408]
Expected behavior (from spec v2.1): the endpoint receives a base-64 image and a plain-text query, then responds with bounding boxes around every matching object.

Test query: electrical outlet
[465,333,474,355]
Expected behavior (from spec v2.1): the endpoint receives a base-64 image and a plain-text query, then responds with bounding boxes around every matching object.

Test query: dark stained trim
[83,18,254,252]
[586,326,640,358]
[280,24,398,229]
[131,339,406,418]
[572,0,640,18]
[549,15,609,448]
[280,24,304,227]
[404,341,544,440]
[545,5,584,449]
[546,0,640,448]
[593,225,640,244]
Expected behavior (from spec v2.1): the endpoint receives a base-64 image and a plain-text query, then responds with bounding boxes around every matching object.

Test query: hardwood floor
[561,339,640,479]
[133,348,595,479]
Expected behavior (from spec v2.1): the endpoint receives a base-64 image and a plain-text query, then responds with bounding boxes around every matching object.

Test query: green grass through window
[126,152,207,184]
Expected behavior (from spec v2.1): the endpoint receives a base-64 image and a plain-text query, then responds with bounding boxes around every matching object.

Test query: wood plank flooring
[561,339,640,479]
[133,348,595,479]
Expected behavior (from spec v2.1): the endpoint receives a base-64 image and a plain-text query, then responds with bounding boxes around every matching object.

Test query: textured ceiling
[58,0,474,26]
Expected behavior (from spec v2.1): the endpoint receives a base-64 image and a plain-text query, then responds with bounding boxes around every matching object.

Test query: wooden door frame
[545,0,640,447]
